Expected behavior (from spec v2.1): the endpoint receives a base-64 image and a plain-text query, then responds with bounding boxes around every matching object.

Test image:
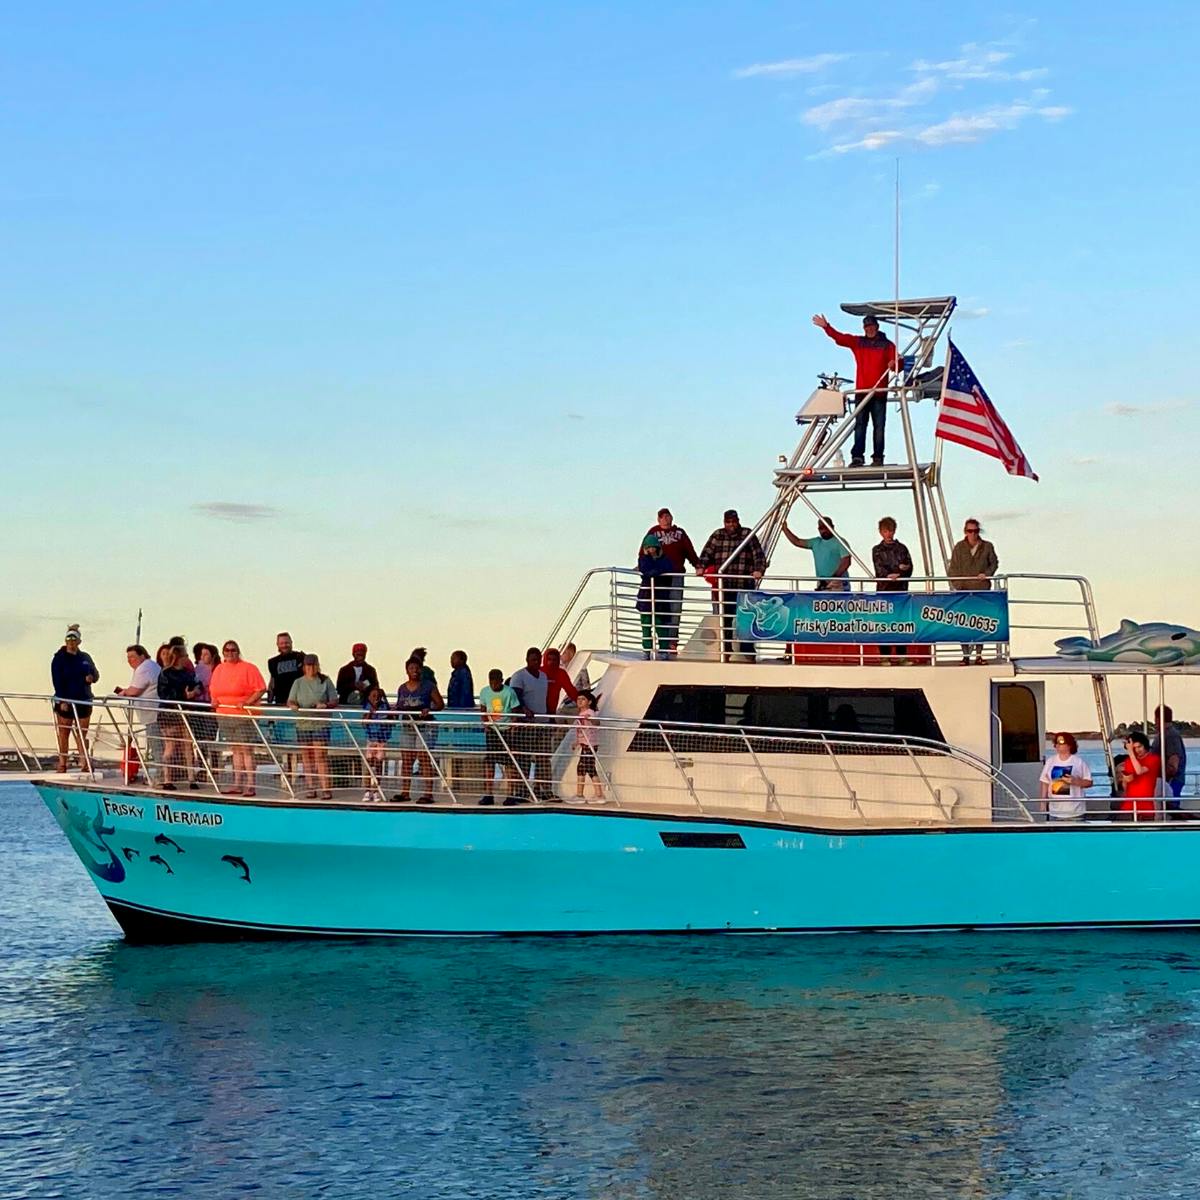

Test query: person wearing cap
[636,533,676,660]
[698,510,768,658]
[642,508,700,656]
[50,625,99,772]
[336,643,379,705]
[288,654,340,800]
[782,515,852,592]
[812,311,902,467]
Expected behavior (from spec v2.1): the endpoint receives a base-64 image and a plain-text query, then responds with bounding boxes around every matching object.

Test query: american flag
[935,341,1038,481]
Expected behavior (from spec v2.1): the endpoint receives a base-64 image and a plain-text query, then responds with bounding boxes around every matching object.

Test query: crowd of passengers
[638,505,998,664]
[49,627,601,806]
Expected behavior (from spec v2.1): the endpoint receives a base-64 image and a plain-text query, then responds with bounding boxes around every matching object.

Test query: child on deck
[574,691,604,801]
[362,685,393,802]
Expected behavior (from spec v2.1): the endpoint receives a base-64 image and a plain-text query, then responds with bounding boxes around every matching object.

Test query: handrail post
[0,697,39,770]
[822,733,863,817]
[249,712,295,799]
[904,741,949,821]
[410,717,454,803]
[659,724,704,813]
[181,701,221,794]
[494,720,539,805]
[338,711,384,800]
[740,727,778,813]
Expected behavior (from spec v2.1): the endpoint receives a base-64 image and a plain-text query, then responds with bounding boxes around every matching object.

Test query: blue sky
[2,2,1197,719]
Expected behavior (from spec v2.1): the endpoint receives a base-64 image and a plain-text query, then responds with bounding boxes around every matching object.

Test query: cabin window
[631,686,944,752]
[996,684,1040,764]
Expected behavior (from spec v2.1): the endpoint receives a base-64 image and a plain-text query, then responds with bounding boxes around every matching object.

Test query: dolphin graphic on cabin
[154,833,185,854]
[1055,619,1200,666]
[739,593,790,639]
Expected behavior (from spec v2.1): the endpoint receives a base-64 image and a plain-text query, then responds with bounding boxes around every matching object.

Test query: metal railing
[0,692,1033,827]
[544,568,1100,665]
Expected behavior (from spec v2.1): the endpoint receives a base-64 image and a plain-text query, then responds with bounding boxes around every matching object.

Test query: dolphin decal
[56,799,125,884]
[739,592,791,639]
[148,854,174,875]
[221,855,252,884]
[121,847,140,861]
[154,833,185,854]
[1056,620,1200,666]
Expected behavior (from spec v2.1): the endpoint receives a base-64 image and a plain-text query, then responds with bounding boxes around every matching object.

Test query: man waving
[813,312,901,468]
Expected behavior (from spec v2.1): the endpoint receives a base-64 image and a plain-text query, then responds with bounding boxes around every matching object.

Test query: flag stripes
[935,341,1037,481]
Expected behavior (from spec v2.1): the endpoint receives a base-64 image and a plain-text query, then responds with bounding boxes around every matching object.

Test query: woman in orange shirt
[208,640,267,796]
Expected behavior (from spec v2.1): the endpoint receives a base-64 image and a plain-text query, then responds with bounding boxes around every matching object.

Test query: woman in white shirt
[1039,732,1093,821]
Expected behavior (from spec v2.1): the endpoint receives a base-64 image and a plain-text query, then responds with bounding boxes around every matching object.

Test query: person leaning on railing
[209,640,267,797]
[288,653,339,801]
[478,668,521,806]
[50,624,98,772]
[393,657,445,804]
[698,509,767,658]
[157,646,201,790]
[636,534,675,660]
[947,518,999,665]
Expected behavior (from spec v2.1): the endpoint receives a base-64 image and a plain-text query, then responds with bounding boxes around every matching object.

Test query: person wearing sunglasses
[1039,732,1093,821]
[947,518,999,665]
[209,640,267,796]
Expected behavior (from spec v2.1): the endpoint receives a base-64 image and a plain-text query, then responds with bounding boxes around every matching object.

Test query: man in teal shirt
[782,516,852,590]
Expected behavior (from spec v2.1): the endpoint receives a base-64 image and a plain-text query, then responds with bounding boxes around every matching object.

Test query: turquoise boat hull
[37,783,1200,941]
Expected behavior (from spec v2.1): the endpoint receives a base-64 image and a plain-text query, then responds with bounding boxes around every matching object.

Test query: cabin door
[991,681,1046,810]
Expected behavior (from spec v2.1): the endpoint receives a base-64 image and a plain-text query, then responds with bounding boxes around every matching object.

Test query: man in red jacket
[812,312,901,467]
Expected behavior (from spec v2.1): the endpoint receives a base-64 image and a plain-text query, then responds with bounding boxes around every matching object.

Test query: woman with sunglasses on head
[947,517,999,665]
[1039,732,1093,821]
[208,640,267,796]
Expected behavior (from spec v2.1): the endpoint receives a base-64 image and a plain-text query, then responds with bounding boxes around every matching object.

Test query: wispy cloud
[1070,455,1103,466]
[192,502,280,523]
[956,306,990,320]
[734,53,848,79]
[745,34,1071,157]
[912,43,1048,84]
[1104,399,1191,417]
[978,509,1029,522]
[915,99,1071,147]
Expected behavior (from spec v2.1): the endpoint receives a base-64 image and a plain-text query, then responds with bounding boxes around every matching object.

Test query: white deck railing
[0,692,1032,826]
[542,569,1101,666]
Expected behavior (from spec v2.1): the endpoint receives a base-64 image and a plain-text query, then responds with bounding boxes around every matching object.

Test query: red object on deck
[788,643,933,665]
[121,739,141,785]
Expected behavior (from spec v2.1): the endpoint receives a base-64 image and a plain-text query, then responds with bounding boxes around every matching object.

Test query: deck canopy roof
[840,296,956,322]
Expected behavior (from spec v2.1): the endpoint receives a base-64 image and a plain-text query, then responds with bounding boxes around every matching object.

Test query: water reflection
[5,783,1200,1197]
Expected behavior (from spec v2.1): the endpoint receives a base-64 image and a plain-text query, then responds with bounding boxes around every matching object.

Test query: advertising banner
[733,589,1009,644]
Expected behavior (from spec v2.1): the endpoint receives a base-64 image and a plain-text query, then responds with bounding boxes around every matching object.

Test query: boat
[5,294,1198,941]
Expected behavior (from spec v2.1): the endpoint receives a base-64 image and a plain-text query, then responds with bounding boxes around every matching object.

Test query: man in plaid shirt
[698,509,768,657]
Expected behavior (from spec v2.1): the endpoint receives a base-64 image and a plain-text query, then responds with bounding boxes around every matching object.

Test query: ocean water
[5,782,1200,1199]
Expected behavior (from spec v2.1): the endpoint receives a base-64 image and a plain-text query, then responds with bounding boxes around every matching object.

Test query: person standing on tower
[812,312,902,467]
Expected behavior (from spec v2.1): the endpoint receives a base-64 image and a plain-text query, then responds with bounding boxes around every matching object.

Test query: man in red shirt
[541,647,579,713]
[812,312,901,468]
[1120,732,1161,819]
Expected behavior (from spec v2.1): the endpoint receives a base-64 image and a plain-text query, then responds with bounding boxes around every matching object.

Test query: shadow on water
[6,783,1200,1197]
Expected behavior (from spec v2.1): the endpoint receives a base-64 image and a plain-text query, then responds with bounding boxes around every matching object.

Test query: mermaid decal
[56,798,126,884]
